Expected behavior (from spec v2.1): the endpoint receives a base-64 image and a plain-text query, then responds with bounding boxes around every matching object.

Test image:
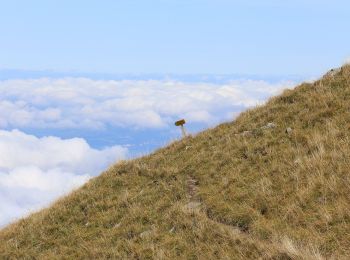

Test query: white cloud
[0,77,296,227]
[0,78,295,129]
[0,129,127,227]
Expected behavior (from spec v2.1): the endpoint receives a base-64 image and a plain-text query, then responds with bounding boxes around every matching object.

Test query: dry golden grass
[1,66,350,259]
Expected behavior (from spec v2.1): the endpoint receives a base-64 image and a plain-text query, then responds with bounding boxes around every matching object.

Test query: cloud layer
[0,77,296,227]
[0,129,127,227]
[0,78,294,129]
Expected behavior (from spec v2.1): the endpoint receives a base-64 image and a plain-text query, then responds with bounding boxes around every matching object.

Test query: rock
[169,226,175,233]
[185,145,192,150]
[261,122,276,130]
[113,222,122,229]
[266,122,276,128]
[140,230,153,239]
[286,127,292,134]
[294,158,301,164]
[186,201,201,210]
[241,130,252,136]
[222,177,229,186]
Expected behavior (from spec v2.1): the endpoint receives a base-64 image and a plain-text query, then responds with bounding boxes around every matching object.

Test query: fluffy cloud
[0,129,127,227]
[0,77,296,227]
[0,78,294,129]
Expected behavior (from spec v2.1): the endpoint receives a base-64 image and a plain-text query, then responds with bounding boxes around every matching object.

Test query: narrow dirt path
[185,176,201,211]
[184,175,291,259]
[187,176,198,201]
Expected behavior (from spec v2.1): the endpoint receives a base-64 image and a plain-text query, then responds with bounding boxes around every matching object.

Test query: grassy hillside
[1,66,350,259]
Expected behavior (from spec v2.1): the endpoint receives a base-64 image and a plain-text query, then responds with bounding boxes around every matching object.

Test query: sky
[0,0,349,75]
[0,1,349,227]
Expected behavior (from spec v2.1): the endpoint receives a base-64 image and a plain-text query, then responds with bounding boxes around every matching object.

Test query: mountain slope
[1,66,350,259]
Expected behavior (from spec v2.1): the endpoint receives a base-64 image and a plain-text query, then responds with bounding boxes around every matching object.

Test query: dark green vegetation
[1,66,350,259]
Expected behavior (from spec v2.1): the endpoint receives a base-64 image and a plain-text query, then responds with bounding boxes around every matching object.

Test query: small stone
[140,230,153,239]
[169,226,175,233]
[241,130,252,136]
[113,222,122,229]
[222,177,229,186]
[286,127,292,134]
[266,122,276,128]
[261,123,276,130]
[188,179,198,185]
[294,158,301,164]
[186,202,201,210]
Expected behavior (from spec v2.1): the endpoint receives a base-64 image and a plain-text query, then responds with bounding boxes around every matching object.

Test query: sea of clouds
[0,78,294,129]
[0,77,295,227]
[0,129,127,226]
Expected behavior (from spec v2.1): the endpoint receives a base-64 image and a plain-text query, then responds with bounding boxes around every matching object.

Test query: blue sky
[0,0,349,227]
[1,0,349,75]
